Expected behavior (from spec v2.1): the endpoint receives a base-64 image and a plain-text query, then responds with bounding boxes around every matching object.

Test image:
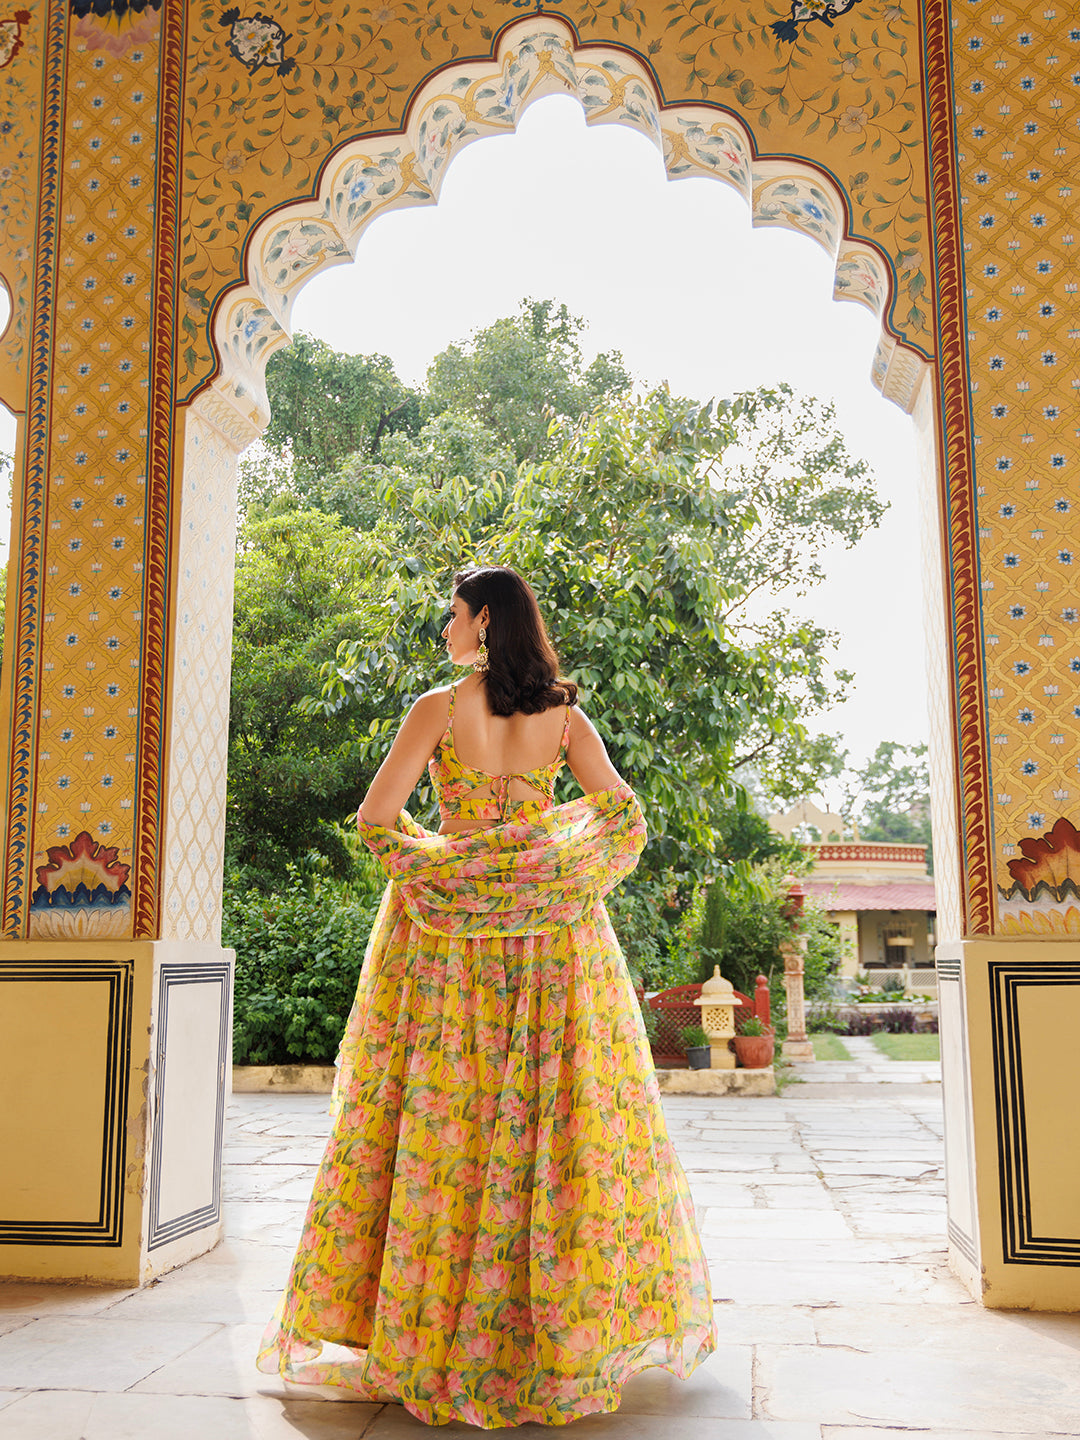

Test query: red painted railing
[646,974,772,1062]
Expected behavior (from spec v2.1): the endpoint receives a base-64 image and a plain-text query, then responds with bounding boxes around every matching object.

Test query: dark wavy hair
[453,567,578,717]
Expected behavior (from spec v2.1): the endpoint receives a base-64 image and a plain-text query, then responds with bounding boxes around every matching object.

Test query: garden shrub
[604,870,681,990]
[226,856,383,1065]
[842,1008,924,1035]
[675,861,843,1003]
[807,999,849,1034]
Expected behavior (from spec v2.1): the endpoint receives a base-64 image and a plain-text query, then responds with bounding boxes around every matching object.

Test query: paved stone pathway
[789,1033,943,1086]
[2,1055,1080,1439]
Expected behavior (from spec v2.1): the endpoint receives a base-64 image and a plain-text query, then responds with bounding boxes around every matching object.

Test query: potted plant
[733,1014,774,1069]
[680,1024,712,1070]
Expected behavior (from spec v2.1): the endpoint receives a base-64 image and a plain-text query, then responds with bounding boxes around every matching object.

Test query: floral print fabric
[427,686,572,825]
[257,782,716,1427]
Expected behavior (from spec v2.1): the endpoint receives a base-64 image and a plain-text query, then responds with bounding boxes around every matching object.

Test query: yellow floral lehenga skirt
[257,782,716,1427]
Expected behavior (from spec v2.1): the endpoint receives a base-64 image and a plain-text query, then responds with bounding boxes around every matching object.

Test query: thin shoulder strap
[440,685,456,747]
[560,703,572,756]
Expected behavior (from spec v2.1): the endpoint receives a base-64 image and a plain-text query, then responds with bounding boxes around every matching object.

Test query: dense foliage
[226,850,383,1065]
[226,302,889,1051]
[425,298,632,465]
[227,509,384,882]
[262,333,420,489]
[673,862,845,1005]
[308,383,883,867]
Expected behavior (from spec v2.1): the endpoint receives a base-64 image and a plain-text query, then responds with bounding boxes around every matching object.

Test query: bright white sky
[0,93,927,770]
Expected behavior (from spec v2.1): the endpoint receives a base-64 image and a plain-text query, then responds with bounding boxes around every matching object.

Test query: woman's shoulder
[410,675,484,722]
[405,684,454,731]
[417,682,455,704]
[567,700,595,734]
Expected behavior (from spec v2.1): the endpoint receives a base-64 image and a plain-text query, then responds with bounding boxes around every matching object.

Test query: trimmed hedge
[225,864,383,1066]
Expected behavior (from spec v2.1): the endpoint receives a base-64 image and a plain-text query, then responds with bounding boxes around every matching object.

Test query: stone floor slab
[0,1390,383,1440]
[810,1301,1080,1357]
[700,1210,852,1239]
[710,1304,818,1346]
[0,1282,133,1316]
[365,1409,821,1440]
[757,1341,1080,1432]
[20,1060,1076,1438]
[706,1258,965,1307]
[108,1268,283,1326]
[847,1211,951,1237]
[614,1343,752,1418]
[0,1316,218,1392]
[823,1429,1080,1439]
[132,1321,282,1399]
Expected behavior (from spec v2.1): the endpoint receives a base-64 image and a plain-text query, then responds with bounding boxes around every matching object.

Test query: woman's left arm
[357,691,449,830]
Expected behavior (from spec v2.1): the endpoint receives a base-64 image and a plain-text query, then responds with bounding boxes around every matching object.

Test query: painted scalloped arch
[191,14,928,447]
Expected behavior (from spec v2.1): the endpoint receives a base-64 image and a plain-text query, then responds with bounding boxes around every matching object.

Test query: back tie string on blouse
[428,685,572,826]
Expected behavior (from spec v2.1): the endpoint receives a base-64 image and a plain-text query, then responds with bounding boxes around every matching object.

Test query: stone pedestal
[781,939,816,1063]
[655,1067,776,1097]
[0,940,233,1287]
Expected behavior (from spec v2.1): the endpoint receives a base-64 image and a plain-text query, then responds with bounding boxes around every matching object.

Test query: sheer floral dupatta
[257,782,716,1428]
[358,780,648,940]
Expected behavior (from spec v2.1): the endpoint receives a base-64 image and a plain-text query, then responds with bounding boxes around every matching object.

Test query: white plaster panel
[153,978,225,1229]
[159,411,239,943]
[937,957,979,1270]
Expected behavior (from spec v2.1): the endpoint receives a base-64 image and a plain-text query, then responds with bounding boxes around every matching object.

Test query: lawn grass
[807,1032,852,1062]
[870,1031,941,1061]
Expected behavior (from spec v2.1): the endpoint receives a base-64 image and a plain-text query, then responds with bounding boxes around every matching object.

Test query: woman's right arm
[357,690,449,829]
[565,705,623,795]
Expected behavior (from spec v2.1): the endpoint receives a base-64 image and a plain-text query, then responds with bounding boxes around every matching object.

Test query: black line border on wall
[147,962,230,1251]
[936,953,977,1265]
[989,960,1080,1267]
[0,960,133,1246]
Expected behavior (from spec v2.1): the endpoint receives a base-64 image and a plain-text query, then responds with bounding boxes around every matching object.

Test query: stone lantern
[695,965,737,1070]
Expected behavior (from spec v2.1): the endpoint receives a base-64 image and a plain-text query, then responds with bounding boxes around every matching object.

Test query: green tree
[426,298,633,464]
[677,862,842,1004]
[712,802,801,868]
[262,333,420,489]
[310,384,884,868]
[304,407,515,533]
[708,386,887,800]
[227,508,385,883]
[845,740,932,864]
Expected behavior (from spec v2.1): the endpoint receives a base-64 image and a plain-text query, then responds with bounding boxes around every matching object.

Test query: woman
[258,567,715,1427]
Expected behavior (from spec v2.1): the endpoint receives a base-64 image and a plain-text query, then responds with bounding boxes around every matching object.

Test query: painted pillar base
[0,939,233,1287]
[782,1038,816,1061]
[939,938,1080,1311]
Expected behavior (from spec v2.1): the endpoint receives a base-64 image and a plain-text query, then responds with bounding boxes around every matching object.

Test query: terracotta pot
[733,1033,774,1069]
[685,1045,711,1070]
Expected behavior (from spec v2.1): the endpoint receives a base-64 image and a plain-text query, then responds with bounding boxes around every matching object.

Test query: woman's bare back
[436,676,567,832]
[358,673,621,832]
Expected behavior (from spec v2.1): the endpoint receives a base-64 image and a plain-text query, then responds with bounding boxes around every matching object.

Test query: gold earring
[474,626,489,674]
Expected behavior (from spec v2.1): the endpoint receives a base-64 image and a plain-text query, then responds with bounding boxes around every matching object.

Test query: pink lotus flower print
[257,781,714,1421]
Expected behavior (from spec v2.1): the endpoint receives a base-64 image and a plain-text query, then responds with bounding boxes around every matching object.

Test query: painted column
[0,0,1076,1305]
[923,0,1080,1308]
[0,0,235,1285]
